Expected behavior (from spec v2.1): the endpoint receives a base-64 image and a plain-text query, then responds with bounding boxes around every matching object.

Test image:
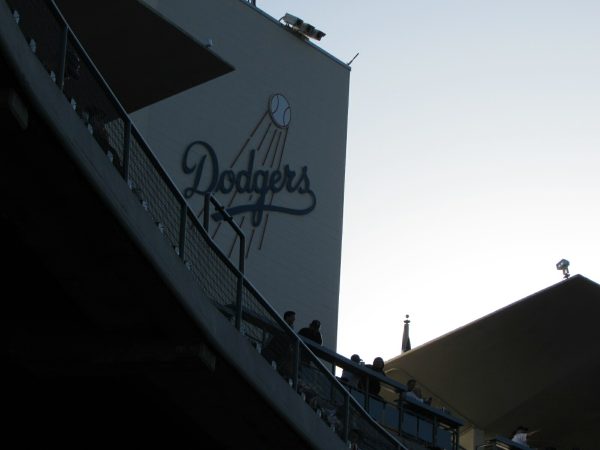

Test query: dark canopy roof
[385,274,600,449]
[55,0,234,112]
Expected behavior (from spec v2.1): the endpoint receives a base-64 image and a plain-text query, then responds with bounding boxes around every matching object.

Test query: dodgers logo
[181,94,317,257]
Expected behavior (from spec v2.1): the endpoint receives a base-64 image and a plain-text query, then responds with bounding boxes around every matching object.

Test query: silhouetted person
[359,357,385,396]
[405,379,432,405]
[298,319,323,365]
[283,310,296,329]
[299,319,323,344]
[341,354,363,388]
[262,310,296,378]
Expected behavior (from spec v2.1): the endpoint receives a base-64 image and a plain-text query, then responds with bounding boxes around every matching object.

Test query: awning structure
[385,274,600,449]
[54,0,234,112]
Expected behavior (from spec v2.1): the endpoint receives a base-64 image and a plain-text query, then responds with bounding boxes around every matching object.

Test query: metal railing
[477,436,531,450]
[303,340,463,450]
[4,1,408,449]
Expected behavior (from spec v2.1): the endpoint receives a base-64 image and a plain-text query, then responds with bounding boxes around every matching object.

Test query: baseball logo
[269,94,291,128]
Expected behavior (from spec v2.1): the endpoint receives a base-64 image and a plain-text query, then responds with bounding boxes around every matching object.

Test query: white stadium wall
[133,0,350,348]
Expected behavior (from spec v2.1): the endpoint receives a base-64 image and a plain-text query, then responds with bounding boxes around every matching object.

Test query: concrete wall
[134,0,350,348]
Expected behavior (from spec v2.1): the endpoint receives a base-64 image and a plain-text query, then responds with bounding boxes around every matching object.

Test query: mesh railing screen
[128,132,182,251]
[184,211,238,308]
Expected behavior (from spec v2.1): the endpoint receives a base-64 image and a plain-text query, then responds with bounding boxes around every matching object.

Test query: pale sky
[256,0,600,364]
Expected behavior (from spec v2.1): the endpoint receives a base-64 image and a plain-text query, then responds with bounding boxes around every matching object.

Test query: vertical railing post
[57,23,68,90]
[203,193,246,331]
[343,391,350,443]
[122,119,131,180]
[238,232,245,274]
[234,231,245,330]
[203,193,210,231]
[398,398,404,440]
[454,427,459,450]
[178,201,187,260]
[292,338,300,390]
[235,271,243,331]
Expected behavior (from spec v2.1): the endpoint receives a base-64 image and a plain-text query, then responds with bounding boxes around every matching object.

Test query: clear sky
[256,0,600,364]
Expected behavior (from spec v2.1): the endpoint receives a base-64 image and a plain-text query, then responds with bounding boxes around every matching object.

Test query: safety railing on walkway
[303,339,463,450]
[477,436,530,450]
[4,1,409,449]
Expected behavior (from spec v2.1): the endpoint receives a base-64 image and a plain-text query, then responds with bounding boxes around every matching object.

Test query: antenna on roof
[347,52,359,66]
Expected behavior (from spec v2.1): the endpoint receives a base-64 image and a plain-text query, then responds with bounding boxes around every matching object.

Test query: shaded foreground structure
[1,1,440,449]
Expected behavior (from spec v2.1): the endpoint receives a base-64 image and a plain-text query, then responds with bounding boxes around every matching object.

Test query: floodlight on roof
[282,13,303,28]
[556,258,570,279]
[312,30,326,40]
[281,12,326,41]
[300,23,315,34]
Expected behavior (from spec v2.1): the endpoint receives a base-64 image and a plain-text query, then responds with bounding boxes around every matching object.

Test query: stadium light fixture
[282,13,303,27]
[556,258,570,279]
[281,13,326,41]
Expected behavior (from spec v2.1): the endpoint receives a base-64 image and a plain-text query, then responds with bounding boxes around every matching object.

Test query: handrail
[477,436,531,450]
[202,192,246,331]
[203,192,245,274]
[303,338,463,449]
[3,1,409,449]
[238,274,409,449]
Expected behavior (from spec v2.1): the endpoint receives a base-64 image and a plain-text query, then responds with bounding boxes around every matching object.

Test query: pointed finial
[402,314,412,353]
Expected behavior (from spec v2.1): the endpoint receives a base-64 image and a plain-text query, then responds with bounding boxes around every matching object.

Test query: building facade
[133,0,350,348]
